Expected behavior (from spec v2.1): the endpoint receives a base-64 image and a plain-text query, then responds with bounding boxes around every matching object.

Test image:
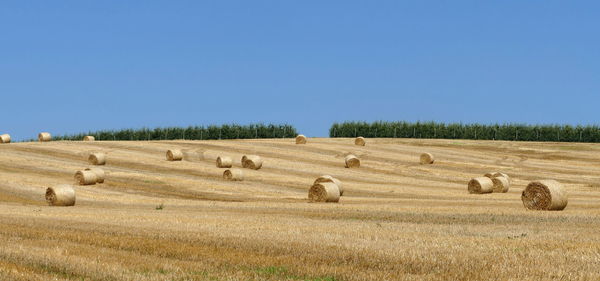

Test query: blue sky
[1,1,599,140]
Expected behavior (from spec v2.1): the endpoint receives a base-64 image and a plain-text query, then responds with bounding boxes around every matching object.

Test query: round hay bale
[468,177,493,194]
[344,154,360,168]
[88,152,106,165]
[0,134,11,143]
[243,155,263,170]
[84,168,105,183]
[38,132,51,142]
[296,135,307,144]
[308,182,340,203]
[491,176,510,193]
[83,136,95,141]
[355,137,366,146]
[485,172,511,183]
[223,169,244,181]
[522,180,568,211]
[166,149,183,161]
[216,156,233,168]
[45,184,75,206]
[314,175,344,196]
[420,153,434,164]
[74,170,97,186]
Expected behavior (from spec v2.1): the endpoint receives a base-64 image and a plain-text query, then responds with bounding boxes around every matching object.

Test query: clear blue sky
[1,1,599,140]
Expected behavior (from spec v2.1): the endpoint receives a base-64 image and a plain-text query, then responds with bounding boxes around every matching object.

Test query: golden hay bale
[355,137,366,146]
[296,135,307,144]
[166,149,183,161]
[83,136,95,141]
[485,172,511,183]
[491,176,510,193]
[223,169,244,181]
[74,170,97,186]
[308,182,340,203]
[216,156,233,168]
[420,153,434,164]
[38,132,52,142]
[84,168,105,183]
[314,175,344,196]
[522,180,568,211]
[344,154,360,168]
[88,152,106,165]
[242,155,263,170]
[0,134,10,144]
[468,177,494,194]
[45,184,75,206]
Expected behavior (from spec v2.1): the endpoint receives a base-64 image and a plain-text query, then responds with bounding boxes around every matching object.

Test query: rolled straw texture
[38,132,51,142]
[308,182,340,203]
[83,136,95,141]
[223,169,244,181]
[355,137,366,146]
[88,152,106,165]
[216,156,233,168]
[243,155,263,170]
[522,180,568,211]
[0,134,10,143]
[468,177,493,194]
[85,168,105,183]
[74,170,97,186]
[166,149,183,161]
[491,176,510,193]
[345,154,360,168]
[420,153,435,164]
[296,135,307,144]
[314,175,344,196]
[45,184,75,206]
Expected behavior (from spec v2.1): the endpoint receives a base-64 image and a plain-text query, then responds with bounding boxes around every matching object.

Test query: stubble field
[0,138,599,281]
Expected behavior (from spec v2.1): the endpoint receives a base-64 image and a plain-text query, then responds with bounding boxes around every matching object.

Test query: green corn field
[330,121,600,143]
[53,124,297,141]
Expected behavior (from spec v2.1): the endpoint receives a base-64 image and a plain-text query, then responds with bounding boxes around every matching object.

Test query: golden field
[0,138,599,281]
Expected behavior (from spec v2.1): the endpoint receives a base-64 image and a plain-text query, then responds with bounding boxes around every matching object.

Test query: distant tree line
[330,121,600,143]
[54,124,297,141]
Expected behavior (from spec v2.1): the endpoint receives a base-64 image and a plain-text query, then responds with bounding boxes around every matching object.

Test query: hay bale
[296,135,307,144]
[314,175,344,196]
[38,132,51,142]
[491,176,510,193]
[88,152,106,165]
[522,180,568,211]
[242,155,263,170]
[84,168,105,183]
[216,156,233,168]
[166,149,183,161]
[74,170,97,186]
[355,137,366,146]
[308,182,340,203]
[223,169,244,181]
[420,153,434,164]
[83,136,95,141]
[468,177,493,194]
[0,134,10,144]
[45,184,75,206]
[344,154,360,168]
[485,172,511,183]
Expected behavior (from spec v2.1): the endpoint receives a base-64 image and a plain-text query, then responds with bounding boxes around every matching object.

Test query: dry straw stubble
[309,182,341,203]
[216,156,233,168]
[314,175,344,196]
[88,152,106,165]
[355,137,366,146]
[345,154,360,168]
[45,184,76,206]
[166,149,183,161]
[296,134,307,144]
[522,180,568,211]
[468,177,494,194]
[0,134,10,143]
[223,169,244,181]
[38,132,52,142]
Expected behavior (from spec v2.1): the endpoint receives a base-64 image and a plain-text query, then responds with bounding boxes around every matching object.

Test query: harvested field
[1,138,600,280]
